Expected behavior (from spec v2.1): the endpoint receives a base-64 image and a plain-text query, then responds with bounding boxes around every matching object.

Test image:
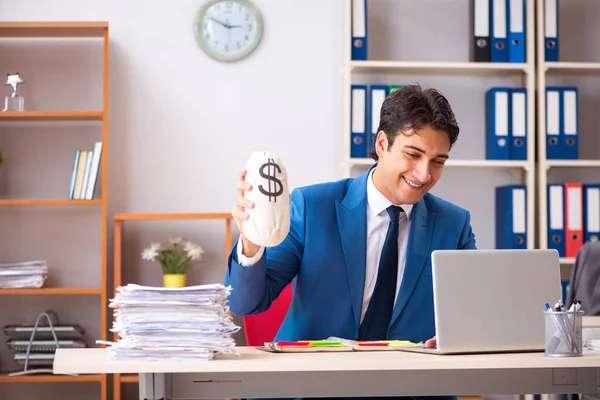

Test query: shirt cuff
[236,236,265,266]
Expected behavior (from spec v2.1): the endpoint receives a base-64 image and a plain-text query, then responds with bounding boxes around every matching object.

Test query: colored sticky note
[357,342,389,347]
[276,341,310,347]
[309,341,344,347]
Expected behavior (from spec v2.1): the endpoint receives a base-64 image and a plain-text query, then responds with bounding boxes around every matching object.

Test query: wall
[1,0,600,399]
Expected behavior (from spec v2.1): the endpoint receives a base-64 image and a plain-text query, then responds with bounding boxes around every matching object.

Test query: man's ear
[375,130,387,158]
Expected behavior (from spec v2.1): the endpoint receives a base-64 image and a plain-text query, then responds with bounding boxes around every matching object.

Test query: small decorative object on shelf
[3,72,25,112]
[142,237,205,288]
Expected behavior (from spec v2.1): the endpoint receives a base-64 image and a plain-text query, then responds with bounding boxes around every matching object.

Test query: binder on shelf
[388,84,404,94]
[510,87,527,160]
[350,84,367,158]
[544,0,559,61]
[80,150,94,200]
[68,150,80,200]
[561,87,579,160]
[547,183,565,257]
[507,0,525,63]
[369,85,388,155]
[583,184,600,244]
[495,185,527,249]
[85,141,103,200]
[470,0,490,62]
[490,0,508,62]
[564,182,583,258]
[545,87,561,159]
[485,87,510,160]
[561,280,570,305]
[72,150,88,200]
[351,0,367,60]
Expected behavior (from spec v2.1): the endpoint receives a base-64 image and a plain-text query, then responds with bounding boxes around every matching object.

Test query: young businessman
[226,84,476,398]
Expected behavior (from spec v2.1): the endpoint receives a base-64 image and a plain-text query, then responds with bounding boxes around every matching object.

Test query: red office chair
[242,284,293,346]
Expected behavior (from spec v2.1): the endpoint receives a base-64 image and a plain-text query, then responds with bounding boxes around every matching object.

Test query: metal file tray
[7,339,87,352]
[2,324,85,339]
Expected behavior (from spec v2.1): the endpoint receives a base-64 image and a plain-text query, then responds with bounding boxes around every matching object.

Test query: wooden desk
[584,316,600,328]
[54,347,600,400]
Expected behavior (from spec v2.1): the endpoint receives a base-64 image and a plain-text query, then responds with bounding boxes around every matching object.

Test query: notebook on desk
[399,249,562,355]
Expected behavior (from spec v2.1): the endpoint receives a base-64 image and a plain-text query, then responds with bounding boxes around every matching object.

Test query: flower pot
[163,274,186,288]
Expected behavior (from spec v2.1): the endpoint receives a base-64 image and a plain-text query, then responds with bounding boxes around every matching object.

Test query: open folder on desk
[259,339,421,353]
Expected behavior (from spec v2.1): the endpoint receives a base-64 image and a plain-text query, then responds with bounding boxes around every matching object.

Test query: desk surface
[53,347,600,375]
[584,316,600,328]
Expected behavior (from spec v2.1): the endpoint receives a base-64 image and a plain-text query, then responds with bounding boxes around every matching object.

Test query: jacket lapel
[391,198,435,325]
[335,167,372,330]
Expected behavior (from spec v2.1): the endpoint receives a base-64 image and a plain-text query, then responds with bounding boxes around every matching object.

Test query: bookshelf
[340,0,537,251]
[535,0,600,279]
[0,21,108,400]
[110,213,233,400]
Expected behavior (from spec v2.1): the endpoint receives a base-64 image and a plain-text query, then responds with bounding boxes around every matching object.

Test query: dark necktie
[358,205,403,340]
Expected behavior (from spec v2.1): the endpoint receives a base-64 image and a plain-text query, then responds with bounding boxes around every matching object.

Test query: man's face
[372,124,451,205]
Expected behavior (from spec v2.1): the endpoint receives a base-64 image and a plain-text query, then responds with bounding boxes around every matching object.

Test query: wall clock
[193,0,264,62]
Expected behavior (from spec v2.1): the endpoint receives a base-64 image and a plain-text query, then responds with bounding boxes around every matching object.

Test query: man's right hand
[232,169,261,258]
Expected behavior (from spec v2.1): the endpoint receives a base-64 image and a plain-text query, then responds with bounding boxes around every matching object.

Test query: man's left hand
[424,336,436,348]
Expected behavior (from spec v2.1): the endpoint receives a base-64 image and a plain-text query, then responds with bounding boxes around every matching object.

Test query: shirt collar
[366,167,414,220]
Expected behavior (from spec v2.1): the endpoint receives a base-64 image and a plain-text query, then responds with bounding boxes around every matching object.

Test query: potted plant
[141,237,204,288]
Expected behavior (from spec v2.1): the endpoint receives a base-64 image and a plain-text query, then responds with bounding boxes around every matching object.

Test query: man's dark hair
[370,84,460,161]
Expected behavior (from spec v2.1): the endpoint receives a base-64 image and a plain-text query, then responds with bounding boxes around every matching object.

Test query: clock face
[193,0,263,62]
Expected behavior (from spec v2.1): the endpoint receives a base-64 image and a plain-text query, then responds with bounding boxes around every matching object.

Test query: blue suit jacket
[225,165,477,343]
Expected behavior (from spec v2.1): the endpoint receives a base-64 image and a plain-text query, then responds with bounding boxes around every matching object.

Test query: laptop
[400,249,562,355]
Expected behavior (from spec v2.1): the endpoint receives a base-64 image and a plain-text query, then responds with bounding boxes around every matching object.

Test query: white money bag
[243,151,290,247]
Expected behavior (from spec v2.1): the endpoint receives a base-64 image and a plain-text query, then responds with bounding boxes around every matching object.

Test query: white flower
[184,240,205,260]
[141,243,161,261]
[169,237,183,246]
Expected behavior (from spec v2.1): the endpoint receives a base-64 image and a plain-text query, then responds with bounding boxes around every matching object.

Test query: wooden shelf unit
[0,199,103,206]
[0,373,105,383]
[0,22,108,38]
[0,287,103,295]
[0,111,103,122]
[0,21,109,398]
[111,212,233,400]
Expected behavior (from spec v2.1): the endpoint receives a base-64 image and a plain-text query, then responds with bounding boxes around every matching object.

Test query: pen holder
[544,310,584,357]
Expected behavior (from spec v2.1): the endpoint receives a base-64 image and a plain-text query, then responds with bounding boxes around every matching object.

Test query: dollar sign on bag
[258,158,283,202]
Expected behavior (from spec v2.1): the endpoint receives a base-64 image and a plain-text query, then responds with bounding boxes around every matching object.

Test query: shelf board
[545,160,600,168]
[348,158,529,169]
[0,287,102,295]
[349,61,529,75]
[0,373,104,383]
[0,111,103,122]
[119,374,139,383]
[0,199,102,206]
[545,62,600,72]
[114,213,232,221]
[0,22,107,38]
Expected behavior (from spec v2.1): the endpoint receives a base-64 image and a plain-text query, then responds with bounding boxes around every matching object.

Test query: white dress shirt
[362,168,413,323]
[236,167,413,324]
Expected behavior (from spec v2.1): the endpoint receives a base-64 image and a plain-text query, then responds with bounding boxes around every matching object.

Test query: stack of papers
[0,260,48,289]
[99,283,240,361]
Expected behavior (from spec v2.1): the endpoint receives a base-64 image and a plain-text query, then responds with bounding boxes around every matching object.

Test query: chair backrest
[242,284,292,346]
[567,241,600,315]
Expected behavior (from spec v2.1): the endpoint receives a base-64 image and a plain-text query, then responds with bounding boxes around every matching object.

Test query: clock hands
[209,16,241,29]
[209,17,228,28]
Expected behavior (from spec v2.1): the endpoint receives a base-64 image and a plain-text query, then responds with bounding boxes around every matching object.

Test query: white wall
[2,0,600,399]
[0,1,342,399]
